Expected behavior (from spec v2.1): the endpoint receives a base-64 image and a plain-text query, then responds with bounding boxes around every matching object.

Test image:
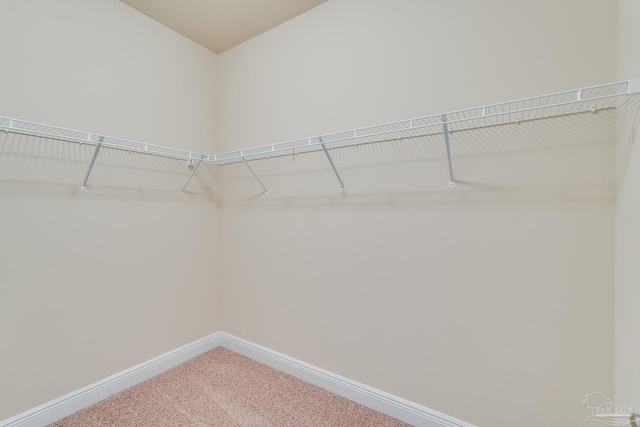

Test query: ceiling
[120,0,328,54]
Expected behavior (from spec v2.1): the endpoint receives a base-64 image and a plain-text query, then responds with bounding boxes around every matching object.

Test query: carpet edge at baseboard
[217,333,476,427]
[0,332,475,427]
[0,333,221,427]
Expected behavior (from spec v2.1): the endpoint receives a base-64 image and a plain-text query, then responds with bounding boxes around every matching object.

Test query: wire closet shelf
[1,78,639,193]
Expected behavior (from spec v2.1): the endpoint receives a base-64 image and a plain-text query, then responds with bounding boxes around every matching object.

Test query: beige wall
[615,0,640,414]
[216,1,617,426]
[0,0,626,426]
[216,0,616,151]
[0,0,219,419]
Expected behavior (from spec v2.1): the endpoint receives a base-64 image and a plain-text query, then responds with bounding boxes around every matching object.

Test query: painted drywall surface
[0,0,217,153]
[615,0,640,414]
[216,0,616,152]
[216,1,616,426]
[0,0,219,419]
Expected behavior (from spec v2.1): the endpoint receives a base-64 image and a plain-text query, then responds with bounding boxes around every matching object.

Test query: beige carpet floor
[48,347,411,426]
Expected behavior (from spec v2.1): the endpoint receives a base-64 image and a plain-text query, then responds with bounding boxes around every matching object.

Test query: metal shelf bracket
[241,153,268,195]
[442,114,455,188]
[80,136,104,192]
[319,137,345,193]
[180,156,205,196]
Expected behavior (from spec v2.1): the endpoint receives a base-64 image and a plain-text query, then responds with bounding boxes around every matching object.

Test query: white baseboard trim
[0,333,221,427]
[218,332,475,427]
[1,331,475,427]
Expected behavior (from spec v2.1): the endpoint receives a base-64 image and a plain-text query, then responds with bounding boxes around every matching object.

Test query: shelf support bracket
[81,137,104,192]
[180,156,205,196]
[319,137,345,193]
[442,114,455,188]
[241,155,268,195]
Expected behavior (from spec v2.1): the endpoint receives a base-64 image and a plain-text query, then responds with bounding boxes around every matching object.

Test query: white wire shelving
[1,78,639,194]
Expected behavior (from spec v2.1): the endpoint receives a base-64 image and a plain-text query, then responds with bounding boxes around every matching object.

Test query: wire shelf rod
[210,81,632,162]
[212,106,619,172]
[0,117,206,162]
[1,78,638,170]
[209,94,623,165]
[210,97,629,164]
[445,80,627,113]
